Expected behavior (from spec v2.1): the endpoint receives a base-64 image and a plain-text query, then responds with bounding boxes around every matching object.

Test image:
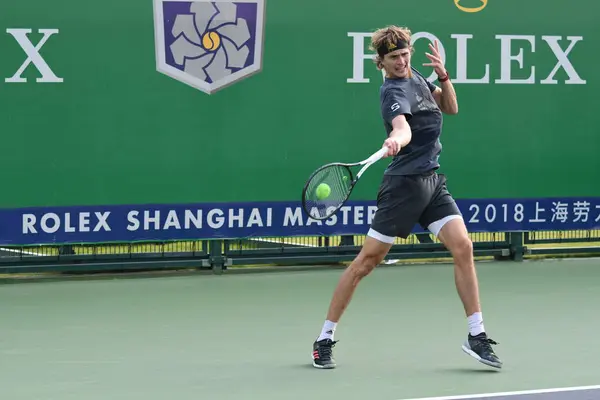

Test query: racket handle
[366,146,389,164]
[376,146,389,159]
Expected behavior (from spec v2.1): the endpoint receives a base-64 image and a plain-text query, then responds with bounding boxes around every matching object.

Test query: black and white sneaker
[312,339,337,369]
[462,332,503,369]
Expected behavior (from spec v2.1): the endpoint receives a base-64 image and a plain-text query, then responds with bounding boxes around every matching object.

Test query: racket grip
[376,146,389,159]
[366,146,389,164]
[369,146,388,163]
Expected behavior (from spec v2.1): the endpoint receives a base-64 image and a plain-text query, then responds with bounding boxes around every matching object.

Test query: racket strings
[304,165,352,219]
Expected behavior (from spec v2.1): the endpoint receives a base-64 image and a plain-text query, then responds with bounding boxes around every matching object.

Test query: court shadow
[433,366,502,375]
[289,362,338,371]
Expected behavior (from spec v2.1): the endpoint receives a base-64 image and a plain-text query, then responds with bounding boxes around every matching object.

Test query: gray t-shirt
[380,67,443,175]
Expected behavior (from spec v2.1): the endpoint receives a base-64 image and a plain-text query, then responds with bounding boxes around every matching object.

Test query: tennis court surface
[1,258,598,400]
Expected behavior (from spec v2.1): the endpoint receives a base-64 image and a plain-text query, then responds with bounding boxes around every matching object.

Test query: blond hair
[369,25,413,71]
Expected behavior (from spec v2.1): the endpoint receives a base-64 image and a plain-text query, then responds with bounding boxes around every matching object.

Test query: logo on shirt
[153,0,265,94]
[415,93,426,111]
[454,0,488,13]
[391,102,400,112]
[416,94,436,112]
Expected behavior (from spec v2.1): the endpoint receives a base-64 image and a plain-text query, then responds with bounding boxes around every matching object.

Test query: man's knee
[349,251,385,278]
[450,235,473,263]
[348,234,391,279]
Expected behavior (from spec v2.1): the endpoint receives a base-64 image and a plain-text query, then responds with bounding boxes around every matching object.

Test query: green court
[2,258,598,400]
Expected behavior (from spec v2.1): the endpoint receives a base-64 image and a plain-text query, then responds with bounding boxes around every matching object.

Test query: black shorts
[369,171,462,240]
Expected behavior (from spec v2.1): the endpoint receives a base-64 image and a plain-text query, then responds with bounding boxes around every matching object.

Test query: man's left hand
[423,40,447,78]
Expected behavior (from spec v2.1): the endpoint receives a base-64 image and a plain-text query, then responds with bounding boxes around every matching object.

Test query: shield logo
[153,0,266,94]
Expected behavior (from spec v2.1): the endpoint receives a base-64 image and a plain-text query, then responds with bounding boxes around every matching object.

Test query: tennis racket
[301,146,389,220]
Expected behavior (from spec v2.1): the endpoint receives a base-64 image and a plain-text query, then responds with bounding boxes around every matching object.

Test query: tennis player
[311,25,502,370]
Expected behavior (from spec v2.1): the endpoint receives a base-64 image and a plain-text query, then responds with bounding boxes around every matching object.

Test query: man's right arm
[386,114,412,155]
[384,115,412,157]
[382,88,412,157]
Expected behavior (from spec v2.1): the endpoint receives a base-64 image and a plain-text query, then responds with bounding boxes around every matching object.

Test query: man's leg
[436,217,480,318]
[430,216,502,368]
[324,233,394,331]
[312,232,394,369]
[419,173,502,368]
[311,174,422,369]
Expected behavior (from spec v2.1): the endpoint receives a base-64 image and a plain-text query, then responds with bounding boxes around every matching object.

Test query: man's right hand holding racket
[382,114,412,157]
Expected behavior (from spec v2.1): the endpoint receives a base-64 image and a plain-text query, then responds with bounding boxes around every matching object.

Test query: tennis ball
[316,183,331,200]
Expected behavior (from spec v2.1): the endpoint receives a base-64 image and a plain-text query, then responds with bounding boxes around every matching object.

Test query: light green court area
[1,258,599,400]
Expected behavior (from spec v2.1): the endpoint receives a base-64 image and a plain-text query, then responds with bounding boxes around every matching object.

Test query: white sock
[467,312,485,336]
[317,320,337,341]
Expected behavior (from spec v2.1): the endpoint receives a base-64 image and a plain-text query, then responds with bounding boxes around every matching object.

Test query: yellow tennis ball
[202,31,221,51]
[316,183,331,200]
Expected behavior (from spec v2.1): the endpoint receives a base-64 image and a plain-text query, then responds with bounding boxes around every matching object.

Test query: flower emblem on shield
[154,0,265,94]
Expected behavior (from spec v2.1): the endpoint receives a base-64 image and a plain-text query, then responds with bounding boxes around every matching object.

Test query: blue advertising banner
[1,197,599,245]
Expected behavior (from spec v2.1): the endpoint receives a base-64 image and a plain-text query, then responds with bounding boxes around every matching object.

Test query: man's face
[382,48,411,78]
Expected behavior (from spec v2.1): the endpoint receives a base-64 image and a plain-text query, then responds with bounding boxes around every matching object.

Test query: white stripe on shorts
[427,214,463,237]
[367,228,396,244]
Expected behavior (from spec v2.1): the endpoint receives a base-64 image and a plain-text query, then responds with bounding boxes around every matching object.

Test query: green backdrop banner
[0,0,595,209]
